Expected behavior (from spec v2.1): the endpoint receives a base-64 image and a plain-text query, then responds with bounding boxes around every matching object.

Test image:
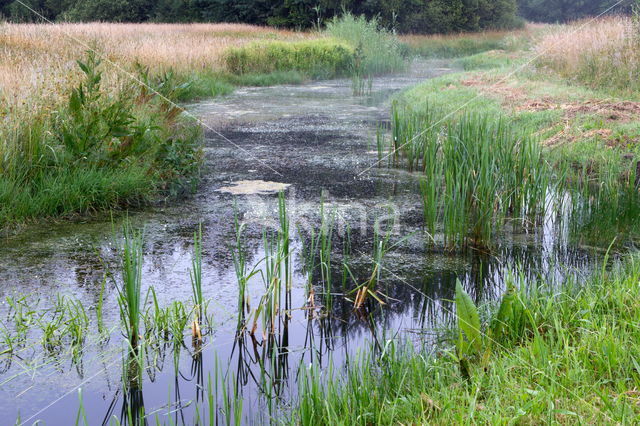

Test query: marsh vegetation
[2,10,640,425]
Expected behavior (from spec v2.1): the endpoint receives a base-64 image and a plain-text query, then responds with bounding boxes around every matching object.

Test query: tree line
[518,0,636,23]
[0,0,636,32]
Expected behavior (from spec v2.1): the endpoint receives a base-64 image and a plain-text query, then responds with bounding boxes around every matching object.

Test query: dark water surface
[0,61,597,425]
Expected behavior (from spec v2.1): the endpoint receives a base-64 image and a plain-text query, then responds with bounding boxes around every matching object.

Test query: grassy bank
[291,254,640,424]
[398,17,640,175]
[385,16,640,249]
[400,26,535,58]
[224,38,354,78]
[0,50,203,227]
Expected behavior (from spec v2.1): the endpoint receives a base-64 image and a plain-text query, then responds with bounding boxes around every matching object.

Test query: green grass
[402,31,530,59]
[190,224,204,326]
[453,50,521,70]
[290,254,640,424]
[386,98,549,249]
[0,166,152,224]
[225,38,354,79]
[224,14,409,81]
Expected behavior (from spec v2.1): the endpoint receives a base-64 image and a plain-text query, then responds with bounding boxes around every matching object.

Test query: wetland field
[2,11,640,425]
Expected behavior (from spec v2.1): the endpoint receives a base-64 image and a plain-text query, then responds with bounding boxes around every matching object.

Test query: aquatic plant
[350,42,373,96]
[317,201,335,312]
[253,192,292,339]
[353,222,392,309]
[232,213,259,332]
[391,104,551,249]
[190,224,204,341]
[117,225,145,350]
[96,277,106,335]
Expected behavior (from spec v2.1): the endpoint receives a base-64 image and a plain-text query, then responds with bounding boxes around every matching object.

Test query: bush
[224,39,354,79]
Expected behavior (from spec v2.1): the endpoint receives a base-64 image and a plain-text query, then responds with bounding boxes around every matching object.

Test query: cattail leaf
[455,279,482,353]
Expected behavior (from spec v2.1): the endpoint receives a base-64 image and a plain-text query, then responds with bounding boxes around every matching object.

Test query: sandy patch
[216,180,290,195]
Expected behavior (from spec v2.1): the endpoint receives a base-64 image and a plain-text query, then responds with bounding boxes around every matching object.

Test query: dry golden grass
[535,16,640,92]
[0,22,315,105]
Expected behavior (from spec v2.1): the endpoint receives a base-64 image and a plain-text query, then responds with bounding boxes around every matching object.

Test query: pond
[0,60,598,424]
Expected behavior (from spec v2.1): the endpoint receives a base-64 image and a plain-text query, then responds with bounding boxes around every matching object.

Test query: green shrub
[224,39,354,79]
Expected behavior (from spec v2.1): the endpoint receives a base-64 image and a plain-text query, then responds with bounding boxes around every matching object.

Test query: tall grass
[536,16,640,94]
[325,13,407,75]
[117,224,144,350]
[389,104,550,249]
[401,28,531,58]
[190,224,204,342]
[0,23,320,227]
[0,23,311,103]
[255,192,292,338]
[0,49,203,227]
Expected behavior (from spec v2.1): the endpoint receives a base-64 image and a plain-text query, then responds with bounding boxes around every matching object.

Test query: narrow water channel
[0,60,597,424]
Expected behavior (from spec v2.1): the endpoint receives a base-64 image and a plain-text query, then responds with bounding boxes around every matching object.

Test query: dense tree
[2,0,637,29]
[64,0,155,22]
[517,0,636,23]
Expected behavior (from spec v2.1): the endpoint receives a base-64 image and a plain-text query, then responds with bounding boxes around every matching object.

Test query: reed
[231,213,262,334]
[145,287,170,341]
[350,42,373,96]
[224,39,354,79]
[117,225,144,350]
[96,277,106,335]
[318,201,335,312]
[190,224,204,341]
[392,104,550,249]
[232,214,250,331]
[255,192,292,338]
[353,224,392,309]
[325,12,407,75]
